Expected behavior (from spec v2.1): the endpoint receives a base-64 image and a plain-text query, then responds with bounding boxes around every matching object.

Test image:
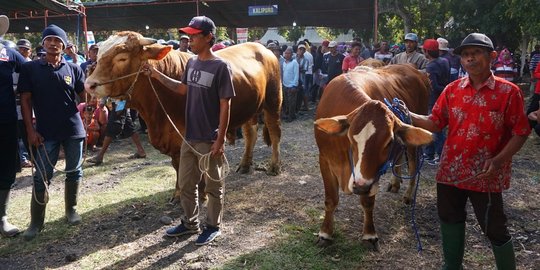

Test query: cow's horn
[140,37,157,46]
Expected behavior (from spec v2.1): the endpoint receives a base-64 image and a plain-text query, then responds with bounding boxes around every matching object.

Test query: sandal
[128,153,146,159]
[87,156,103,165]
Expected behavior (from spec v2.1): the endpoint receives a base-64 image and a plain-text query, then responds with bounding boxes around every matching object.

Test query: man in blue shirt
[422,39,450,165]
[19,24,87,241]
[0,15,27,237]
[281,47,299,122]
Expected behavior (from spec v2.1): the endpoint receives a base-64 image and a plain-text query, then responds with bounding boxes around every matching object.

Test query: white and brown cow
[314,64,433,249]
[85,32,282,202]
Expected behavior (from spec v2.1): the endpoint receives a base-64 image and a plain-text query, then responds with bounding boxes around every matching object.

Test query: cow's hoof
[316,237,333,248]
[361,238,379,251]
[386,183,399,193]
[266,164,281,176]
[168,196,180,206]
[236,165,252,174]
[402,196,412,205]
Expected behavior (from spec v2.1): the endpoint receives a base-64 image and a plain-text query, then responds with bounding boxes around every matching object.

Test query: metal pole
[82,6,88,51]
[374,0,378,43]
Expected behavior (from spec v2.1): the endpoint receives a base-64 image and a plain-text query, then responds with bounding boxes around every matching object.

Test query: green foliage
[378,0,538,51]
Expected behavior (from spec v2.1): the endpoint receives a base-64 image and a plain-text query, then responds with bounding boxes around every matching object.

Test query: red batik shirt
[429,74,531,192]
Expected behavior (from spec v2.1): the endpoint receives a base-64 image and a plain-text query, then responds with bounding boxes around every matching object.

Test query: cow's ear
[143,45,172,60]
[314,116,350,136]
[395,124,433,146]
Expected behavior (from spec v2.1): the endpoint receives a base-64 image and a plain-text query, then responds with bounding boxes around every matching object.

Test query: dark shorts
[0,121,18,189]
[106,109,136,138]
[437,183,511,246]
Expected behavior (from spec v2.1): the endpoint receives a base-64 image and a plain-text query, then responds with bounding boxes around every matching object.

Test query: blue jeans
[425,131,446,159]
[31,138,84,192]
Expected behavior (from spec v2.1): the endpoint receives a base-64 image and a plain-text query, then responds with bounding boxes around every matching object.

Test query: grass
[217,220,366,270]
[0,144,176,259]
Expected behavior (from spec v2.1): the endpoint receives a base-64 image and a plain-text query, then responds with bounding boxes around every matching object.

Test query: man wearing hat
[322,41,345,85]
[421,39,450,165]
[143,15,235,246]
[390,32,428,70]
[438,37,461,82]
[16,39,32,61]
[81,44,98,74]
[410,33,530,270]
[178,34,191,53]
[19,24,87,240]
[0,15,27,238]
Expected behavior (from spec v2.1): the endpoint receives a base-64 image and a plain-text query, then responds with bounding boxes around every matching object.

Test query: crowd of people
[0,12,536,268]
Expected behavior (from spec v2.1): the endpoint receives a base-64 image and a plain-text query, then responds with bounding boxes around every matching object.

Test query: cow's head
[85,31,172,98]
[315,100,432,195]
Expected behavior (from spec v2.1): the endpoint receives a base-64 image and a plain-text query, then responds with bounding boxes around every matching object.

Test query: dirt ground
[1,107,539,270]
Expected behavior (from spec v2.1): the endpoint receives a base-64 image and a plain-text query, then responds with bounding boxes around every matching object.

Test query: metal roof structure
[1,0,375,34]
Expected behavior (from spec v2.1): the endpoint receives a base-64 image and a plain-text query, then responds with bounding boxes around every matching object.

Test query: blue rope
[384,97,424,252]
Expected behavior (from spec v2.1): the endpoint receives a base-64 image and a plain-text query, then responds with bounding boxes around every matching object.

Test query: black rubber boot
[493,239,516,270]
[441,222,465,270]
[65,181,81,225]
[23,191,47,241]
[0,189,19,237]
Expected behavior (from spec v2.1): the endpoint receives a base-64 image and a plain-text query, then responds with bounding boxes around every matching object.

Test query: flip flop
[128,153,146,159]
[87,157,103,165]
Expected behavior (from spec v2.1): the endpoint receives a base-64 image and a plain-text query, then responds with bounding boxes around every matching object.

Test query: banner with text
[236,28,248,44]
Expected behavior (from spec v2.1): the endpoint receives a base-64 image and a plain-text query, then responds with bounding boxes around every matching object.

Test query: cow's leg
[263,110,281,175]
[317,159,339,247]
[172,155,181,204]
[360,192,379,251]
[237,119,257,174]
[402,147,418,205]
[387,155,402,193]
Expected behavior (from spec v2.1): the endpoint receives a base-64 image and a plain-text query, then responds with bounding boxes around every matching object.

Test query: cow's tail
[263,123,271,146]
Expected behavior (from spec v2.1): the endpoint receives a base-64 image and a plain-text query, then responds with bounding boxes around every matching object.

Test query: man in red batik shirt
[411,33,530,270]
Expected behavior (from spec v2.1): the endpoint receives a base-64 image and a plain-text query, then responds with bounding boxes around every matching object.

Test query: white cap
[297,44,306,50]
[328,41,337,48]
[437,37,449,51]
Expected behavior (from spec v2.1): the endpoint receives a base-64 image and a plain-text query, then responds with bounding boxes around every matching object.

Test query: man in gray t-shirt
[144,16,235,246]
[182,57,235,141]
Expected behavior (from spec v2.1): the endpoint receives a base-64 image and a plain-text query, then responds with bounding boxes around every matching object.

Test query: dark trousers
[282,86,297,121]
[527,93,540,136]
[0,121,18,189]
[437,183,511,246]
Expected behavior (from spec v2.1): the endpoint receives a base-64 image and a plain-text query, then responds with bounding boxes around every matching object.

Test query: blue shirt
[426,57,450,108]
[18,58,86,140]
[0,45,26,124]
[281,59,299,88]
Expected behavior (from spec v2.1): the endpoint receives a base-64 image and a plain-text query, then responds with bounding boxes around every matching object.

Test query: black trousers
[0,121,18,189]
[437,183,511,246]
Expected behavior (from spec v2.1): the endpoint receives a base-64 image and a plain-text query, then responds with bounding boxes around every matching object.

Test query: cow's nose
[84,80,98,93]
[353,184,371,195]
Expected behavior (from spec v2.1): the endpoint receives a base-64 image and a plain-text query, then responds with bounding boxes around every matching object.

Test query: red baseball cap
[322,40,330,47]
[179,16,216,35]
[422,39,439,52]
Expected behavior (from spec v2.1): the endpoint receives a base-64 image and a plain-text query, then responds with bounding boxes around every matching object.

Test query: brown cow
[85,32,282,201]
[314,64,432,249]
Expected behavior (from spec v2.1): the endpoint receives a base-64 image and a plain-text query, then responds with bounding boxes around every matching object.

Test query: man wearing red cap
[143,16,235,246]
[411,33,530,270]
[421,39,450,165]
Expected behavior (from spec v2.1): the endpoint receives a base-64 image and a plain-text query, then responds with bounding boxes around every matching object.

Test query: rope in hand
[144,70,230,183]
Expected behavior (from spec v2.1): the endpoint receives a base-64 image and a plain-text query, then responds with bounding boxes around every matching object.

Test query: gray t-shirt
[181,56,235,142]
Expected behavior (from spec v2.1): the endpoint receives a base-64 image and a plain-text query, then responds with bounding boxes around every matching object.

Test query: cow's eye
[117,58,127,62]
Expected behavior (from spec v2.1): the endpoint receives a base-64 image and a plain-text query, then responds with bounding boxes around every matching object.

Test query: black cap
[179,16,216,35]
[454,33,494,55]
[16,39,31,49]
